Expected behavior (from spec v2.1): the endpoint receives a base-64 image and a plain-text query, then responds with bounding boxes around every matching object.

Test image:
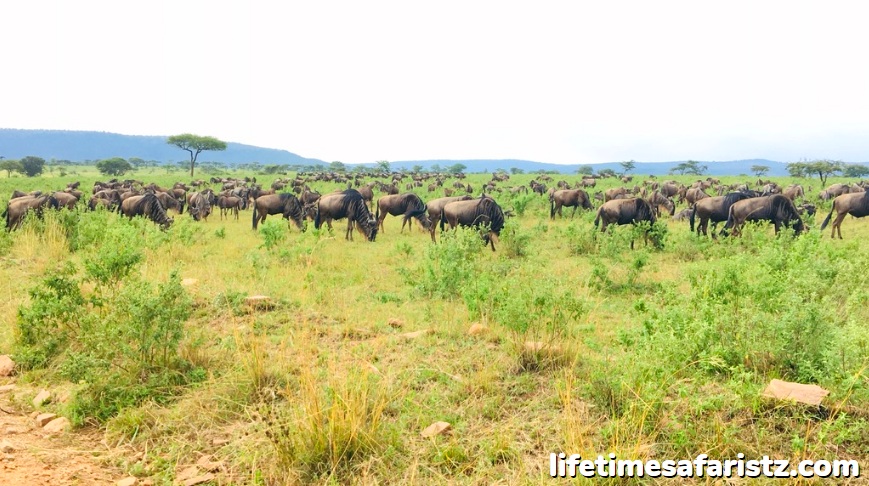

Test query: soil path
[1,385,118,486]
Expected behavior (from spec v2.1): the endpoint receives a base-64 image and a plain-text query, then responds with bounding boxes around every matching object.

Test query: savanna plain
[0,168,867,485]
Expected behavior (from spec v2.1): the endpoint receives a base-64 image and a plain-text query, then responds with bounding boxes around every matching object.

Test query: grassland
[0,168,867,484]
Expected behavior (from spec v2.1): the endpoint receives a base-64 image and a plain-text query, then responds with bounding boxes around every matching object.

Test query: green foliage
[259,219,287,251]
[751,164,770,177]
[96,157,134,176]
[0,159,22,177]
[15,262,197,423]
[669,160,707,176]
[499,219,530,258]
[18,155,46,177]
[510,194,534,217]
[447,163,467,174]
[410,227,485,298]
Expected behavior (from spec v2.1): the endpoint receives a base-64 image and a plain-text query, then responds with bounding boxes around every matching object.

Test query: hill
[0,128,827,176]
[0,129,326,166]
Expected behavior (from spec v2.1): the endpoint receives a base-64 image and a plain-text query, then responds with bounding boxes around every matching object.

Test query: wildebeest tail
[593,207,601,227]
[689,204,696,232]
[819,204,834,231]
[314,202,323,229]
[252,202,259,230]
[549,198,555,219]
[440,209,447,232]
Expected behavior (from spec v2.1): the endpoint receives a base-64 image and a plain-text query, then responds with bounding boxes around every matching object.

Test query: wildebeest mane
[133,193,172,227]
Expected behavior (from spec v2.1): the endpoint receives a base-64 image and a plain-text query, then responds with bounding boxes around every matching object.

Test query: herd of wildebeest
[4,170,869,250]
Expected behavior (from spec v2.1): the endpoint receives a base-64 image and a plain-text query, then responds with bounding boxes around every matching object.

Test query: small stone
[43,417,71,433]
[387,318,403,329]
[176,466,200,482]
[183,473,215,486]
[5,425,29,435]
[35,413,57,427]
[32,389,52,407]
[196,455,224,472]
[116,477,139,486]
[181,278,198,287]
[421,421,452,438]
[0,355,14,376]
[762,379,829,406]
[0,384,16,394]
[244,295,274,310]
[401,330,428,339]
[0,440,15,453]
[467,323,488,336]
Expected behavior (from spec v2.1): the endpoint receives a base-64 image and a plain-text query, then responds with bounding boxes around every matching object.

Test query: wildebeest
[819,191,869,239]
[4,194,59,230]
[439,195,506,251]
[188,190,215,221]
[549,189,593,219]
[690,192,759,237]
[252,193,306,231]
[217,195,243,220]
[314,189,378,241]
[375,193,431,233]
[593,198,659,249]
[118,193,173,229]
[722,194,805,237]
[426,195,473,242]
[155,192,182,213]
[819,183,850,201]
[646,191,675,217]
[782,184,804,201]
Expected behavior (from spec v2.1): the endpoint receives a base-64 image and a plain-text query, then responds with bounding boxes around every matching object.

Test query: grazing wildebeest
[819,183,850,201]
[51,191,79,209]
[251,193,306,230]
[426,195,473,242]
[375,193,431,233]
[690,192,759,237]
[604,187,629,202]
[819,191,869,239]
[118,193,173,229]
[646,191,675,217]
[188,190,214,221]
[217,195,243,220]
[155,192,182,213]
[684,187,709,206]
[4,195,59,230]
[593,198,658,249]
[782,184,804,201]
[440,195,506,251]
[549,189,593,219]
[314,189,378,241]
[672,208,693,222]
[722,194,805,237]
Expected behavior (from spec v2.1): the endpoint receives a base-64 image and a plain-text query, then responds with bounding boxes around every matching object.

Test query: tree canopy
[787,160,842,186]
[96,157,134,176]
[447,163,467,174]
[0,159,22,178]
[167,134,227,177]
[576,165,594,176]
[620,160,636,176]
[841,163,869,178]
[18,156,46,177]
[751,165,770,177]
[669,160,707,176]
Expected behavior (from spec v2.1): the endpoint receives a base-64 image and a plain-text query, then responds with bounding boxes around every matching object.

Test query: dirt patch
[1,385,120,485]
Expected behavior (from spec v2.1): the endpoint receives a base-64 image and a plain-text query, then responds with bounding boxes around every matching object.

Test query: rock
[176,466,200,482]
[196,455,224,472]
[0,384,16,394]
[181,278,198,287]
[116,477,139,486]
[32,389,52,407]
[0,355,14,376]
[761,379,829,406]
[244,295,274,310]
[183,473,215,486]
[0,440,15,453]
[401,330,428,339]
[467,323,488,336]
[5,425,29,435]
[421,421,452,438]
[35,413,57,427]
[43,417,71,433]
[387,318,404,329]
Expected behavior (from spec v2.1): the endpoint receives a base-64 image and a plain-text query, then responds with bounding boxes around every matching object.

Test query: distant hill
[388,159,793,176]
[0,129,326,166]
[0,128,838,176]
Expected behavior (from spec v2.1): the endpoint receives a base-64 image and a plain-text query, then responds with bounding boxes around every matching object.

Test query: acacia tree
[0,159,22,178]
[18,156,46,177]
[167,134,227,177]
[96,157,134,176]
[751,165,770,177]
[669,160,707,176]
[620,160,636,176]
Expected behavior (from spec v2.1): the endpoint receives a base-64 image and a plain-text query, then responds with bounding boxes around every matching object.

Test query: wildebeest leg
[832,213,847,239]
[346,219,354,240]
[572,206,578,218]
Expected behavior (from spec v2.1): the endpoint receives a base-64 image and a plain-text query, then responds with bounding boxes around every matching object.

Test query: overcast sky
[5,1,869,164]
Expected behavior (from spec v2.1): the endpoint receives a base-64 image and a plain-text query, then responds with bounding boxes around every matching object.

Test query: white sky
[4,1,869,164]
